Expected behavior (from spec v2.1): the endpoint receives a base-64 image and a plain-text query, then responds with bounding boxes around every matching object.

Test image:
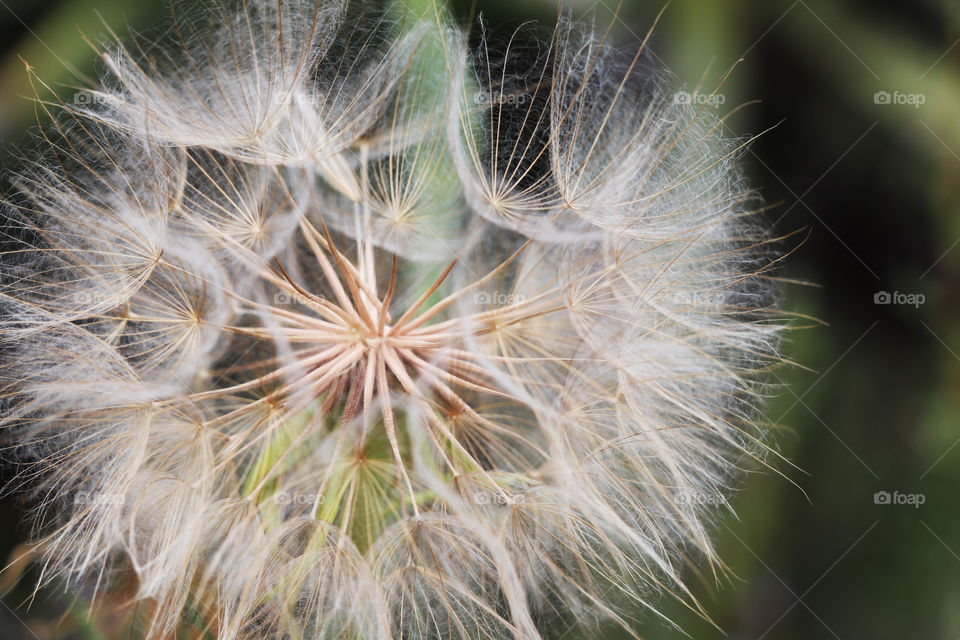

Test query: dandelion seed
[0,1,787,639]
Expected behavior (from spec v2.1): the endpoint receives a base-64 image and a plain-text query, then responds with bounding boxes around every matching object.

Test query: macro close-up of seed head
[0,0,874,638]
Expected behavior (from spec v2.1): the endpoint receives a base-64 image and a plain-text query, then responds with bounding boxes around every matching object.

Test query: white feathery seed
[0,1,788,638]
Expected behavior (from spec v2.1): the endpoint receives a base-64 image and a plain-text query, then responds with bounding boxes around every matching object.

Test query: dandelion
[0,1,786,638]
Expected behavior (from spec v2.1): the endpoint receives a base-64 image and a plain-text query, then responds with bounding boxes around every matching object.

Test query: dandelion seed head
[0,2,787,639]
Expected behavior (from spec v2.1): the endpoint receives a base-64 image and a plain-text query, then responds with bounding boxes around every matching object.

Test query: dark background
[1,0,958,638]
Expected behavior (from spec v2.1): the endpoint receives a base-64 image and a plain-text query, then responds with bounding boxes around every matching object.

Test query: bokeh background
[1,0,958,638]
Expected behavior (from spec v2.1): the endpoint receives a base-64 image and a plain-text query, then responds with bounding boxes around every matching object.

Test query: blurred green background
[1,0,958,638]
